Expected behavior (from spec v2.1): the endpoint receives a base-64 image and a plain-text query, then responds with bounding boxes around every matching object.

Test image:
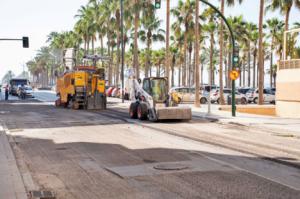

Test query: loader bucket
[155,107,192,120]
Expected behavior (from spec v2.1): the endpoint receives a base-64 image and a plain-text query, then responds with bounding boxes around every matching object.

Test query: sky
[0,0,299,81]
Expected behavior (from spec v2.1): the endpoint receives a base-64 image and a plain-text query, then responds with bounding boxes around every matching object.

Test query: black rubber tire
[178,97,182,104]
[200,97,207,104]
[241,97,247,105]
[137,103,148,120]
[129,102,138,119]
[253,98,258,104]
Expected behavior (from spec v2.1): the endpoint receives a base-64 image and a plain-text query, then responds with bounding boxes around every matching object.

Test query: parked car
[169,87,208,104]
[106,87,115,97]
[211,88,247,104]
[111,87,120,97]
[210,88,231,104]
[237,87,252,95]
[246,88,275,104]
[17,85,34,99]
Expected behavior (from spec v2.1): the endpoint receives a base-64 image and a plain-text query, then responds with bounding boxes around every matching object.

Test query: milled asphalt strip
[0,123,28,199]
[98,110,300,191]
[93,108,300,170]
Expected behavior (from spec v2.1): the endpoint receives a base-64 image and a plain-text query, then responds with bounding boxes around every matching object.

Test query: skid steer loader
[129,77,192,121]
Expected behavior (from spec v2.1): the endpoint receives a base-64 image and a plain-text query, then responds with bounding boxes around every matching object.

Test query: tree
[218,0,244,104]
[266,0,300,31]
[266,18,284,88]
[171,0,195,86]
[140,4,165,78]
[1,71,15,84]
[258,0,265,105]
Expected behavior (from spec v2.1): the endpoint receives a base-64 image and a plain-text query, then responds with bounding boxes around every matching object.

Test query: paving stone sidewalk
[0,125,27,199]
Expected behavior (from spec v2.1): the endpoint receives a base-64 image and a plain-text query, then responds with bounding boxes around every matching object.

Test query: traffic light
[233,46,239,68]
[22,37,29,48]
[155,0,161,9]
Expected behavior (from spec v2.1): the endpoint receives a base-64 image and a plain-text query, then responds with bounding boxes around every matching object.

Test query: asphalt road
[0,98,299,199]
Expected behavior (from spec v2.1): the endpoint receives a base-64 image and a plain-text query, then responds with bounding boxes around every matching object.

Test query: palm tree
[1,71,15,84]
[218,0,244,104]
[266,18,284,88]
[203,16,217,90]
[258,0,265,105]
[140,4,165,78]
[266,0,300,31]
[171,0,195,86]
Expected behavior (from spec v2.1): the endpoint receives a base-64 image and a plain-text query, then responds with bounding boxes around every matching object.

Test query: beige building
[276,28,300,118]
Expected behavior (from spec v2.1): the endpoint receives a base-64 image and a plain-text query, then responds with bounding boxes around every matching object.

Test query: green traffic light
[233,57,239,63]
[155,0,161,9]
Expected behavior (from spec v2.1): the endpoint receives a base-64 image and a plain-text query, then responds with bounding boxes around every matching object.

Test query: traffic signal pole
[0,37,29,48]
[198,0,237,117]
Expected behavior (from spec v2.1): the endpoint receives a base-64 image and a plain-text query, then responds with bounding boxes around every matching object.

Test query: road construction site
[1,96,300,199]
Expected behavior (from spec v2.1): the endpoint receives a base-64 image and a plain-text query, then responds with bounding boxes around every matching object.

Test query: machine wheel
[137,103,148,120]
[55,98,61,107]
[72,101,80,110]
[200,97,207,104]
[129,102,138,119]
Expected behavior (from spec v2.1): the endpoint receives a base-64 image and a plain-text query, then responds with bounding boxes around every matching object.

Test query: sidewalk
[0,125,27,199]
[189,104,300,136]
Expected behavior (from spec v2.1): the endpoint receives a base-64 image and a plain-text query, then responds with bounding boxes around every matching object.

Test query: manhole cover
[154,163,189,171]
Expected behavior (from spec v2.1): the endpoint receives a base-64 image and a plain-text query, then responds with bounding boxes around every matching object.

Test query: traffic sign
[229,70,240,80]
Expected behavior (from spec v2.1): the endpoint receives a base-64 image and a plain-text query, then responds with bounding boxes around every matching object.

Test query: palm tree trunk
[178,63,181,86]
[285,7,291,31]
[133,2,139,79]
[219,0,225,104]
[270,49,273,88]
[225,57,228,88]
[107,38,112,86]
[210,32,214,87]
[258,0,265,104]
[100,36,104,56]
[116,38,120,87]
[172,55,175,87]
[239,63,242,87]
[253,50,257,88]
[87,38,90,54]
[166,0,170,86]
[247,42,251,87]
[194,0,200,107]
[183,33,188,86]
[111,46,115,85]
[228,50,232,88]
[243,63,246,87]
[92,38,95,55]
[188,45,192,87]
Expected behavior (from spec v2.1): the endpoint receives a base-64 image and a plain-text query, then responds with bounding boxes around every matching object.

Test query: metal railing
[279,59,300,70]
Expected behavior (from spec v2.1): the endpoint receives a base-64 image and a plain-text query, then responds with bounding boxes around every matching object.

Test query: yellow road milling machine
[55,55,107,110]
[129,77,192,121]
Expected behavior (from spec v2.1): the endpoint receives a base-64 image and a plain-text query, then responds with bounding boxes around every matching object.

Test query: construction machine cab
[142,77,168,103]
